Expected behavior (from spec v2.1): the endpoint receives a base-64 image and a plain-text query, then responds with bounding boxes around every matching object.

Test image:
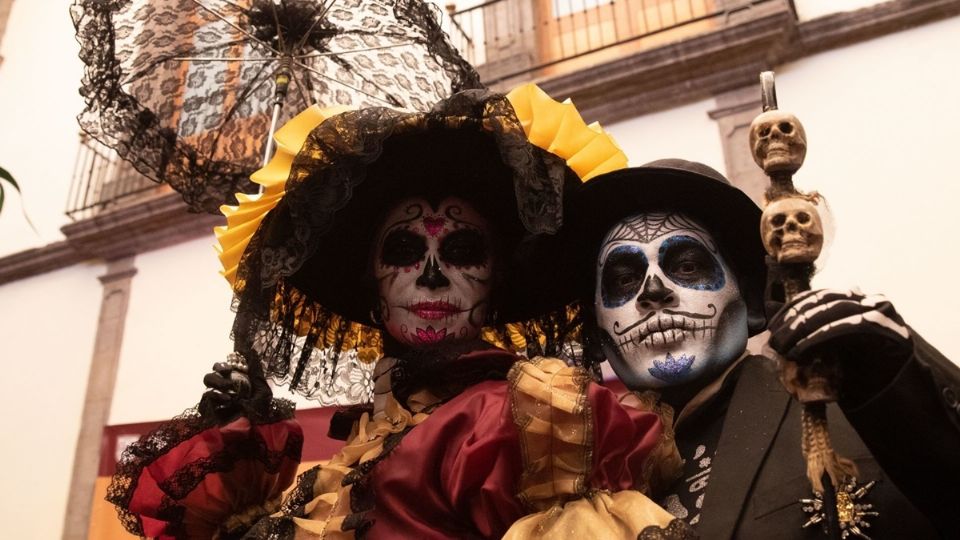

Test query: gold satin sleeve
[280,394,431,539]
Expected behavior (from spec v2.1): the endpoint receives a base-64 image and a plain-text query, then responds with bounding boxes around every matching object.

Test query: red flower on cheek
[413,326,447,344]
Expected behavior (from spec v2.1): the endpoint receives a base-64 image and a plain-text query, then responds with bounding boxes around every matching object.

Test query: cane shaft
[751,74,856,515]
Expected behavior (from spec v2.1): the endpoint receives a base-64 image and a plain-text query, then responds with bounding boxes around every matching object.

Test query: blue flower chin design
[648,353,695,383]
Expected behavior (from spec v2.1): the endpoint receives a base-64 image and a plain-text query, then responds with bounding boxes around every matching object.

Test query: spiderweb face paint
[595,212,748,390]
[374,197,494,347]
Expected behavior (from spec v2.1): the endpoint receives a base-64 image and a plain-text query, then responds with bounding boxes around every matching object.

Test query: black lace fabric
[107,399,300,539]
[230,89,580,398]
[71,0,481,213]
[638,519,699,540]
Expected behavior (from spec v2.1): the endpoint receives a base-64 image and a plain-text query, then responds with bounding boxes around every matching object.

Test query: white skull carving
[760,197,824,263]
[594,213,748,390]
[749,110,807,174]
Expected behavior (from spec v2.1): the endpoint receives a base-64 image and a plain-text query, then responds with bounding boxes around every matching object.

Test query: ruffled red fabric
[589,383,664,492]
[128,417,303,539]
[361,379,663,539]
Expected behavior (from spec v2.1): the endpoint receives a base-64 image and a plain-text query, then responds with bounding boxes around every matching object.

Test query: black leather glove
[198,353,255,421]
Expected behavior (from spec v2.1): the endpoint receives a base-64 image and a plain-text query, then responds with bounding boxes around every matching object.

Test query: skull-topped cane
[749,72,874,539]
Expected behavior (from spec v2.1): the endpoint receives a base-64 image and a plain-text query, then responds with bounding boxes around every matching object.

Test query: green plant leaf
[0,166,13,214]
[0,165,38,234]
[0,168,10,215]
[0,166,20,192]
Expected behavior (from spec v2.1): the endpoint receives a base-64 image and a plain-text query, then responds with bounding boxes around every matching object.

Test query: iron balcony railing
[446,0,766,85]
[66,135,164,220]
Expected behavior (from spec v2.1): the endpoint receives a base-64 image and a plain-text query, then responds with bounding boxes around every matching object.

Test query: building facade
[0,0,958,538]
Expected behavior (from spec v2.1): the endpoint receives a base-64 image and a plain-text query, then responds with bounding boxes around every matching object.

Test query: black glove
[769,288,911,360]
[199,354,255,421]
[769,288,913,403]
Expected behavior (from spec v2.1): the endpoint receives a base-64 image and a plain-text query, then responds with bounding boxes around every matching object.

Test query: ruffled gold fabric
[482,305,581,356]
[509,358,593,511]
[280,393,432,538]
[504,359,686,540]
[620,391,684,495]
[503,491,681,540]
[216,105,351,288]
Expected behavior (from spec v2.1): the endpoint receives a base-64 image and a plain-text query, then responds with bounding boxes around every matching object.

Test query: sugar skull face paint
[375,197,494,347]
[595,212,748,390]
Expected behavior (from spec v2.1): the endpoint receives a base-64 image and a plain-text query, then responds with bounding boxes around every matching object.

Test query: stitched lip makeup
[405,300,463,320]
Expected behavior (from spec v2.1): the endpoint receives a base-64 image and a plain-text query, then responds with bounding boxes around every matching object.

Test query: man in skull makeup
[594,211,749,394]
[573,160,960,539]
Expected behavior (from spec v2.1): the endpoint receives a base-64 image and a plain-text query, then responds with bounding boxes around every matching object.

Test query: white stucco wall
[605,97,727,172]
[110,233,328,423]
[0,0,84,257]
[0,262,104,540]
[772,15,960,361]
[793,0,885,21]
[109,235,236,425]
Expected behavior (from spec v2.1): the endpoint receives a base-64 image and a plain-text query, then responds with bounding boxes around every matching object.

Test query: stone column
[61,256,137,540]
[710,84,775,355]
[708,85,768,205]
[0,0,15,66]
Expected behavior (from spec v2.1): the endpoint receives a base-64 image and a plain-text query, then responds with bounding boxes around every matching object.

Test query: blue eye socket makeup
[600,245,648,308]
[658,235,725,291]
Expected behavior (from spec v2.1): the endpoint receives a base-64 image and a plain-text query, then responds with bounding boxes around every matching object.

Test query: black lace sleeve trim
[638,518,700,540]
[106,398,298,538]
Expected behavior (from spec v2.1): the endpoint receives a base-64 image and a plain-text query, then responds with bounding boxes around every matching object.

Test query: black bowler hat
[569,159,768,335]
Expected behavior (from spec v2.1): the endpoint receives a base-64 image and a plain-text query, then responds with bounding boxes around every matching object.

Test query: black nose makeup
[416,255,450,289]
[636,274,676,309]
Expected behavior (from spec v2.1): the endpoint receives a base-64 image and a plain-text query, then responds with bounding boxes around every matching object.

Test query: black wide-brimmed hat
[569,159,767,335]
[216,87,628,395]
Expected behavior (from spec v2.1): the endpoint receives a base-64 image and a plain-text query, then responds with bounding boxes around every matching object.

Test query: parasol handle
[261,56,292,169]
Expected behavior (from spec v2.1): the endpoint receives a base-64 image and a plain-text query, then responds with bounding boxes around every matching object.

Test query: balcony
[66,135,167,221]
[446,0,769,87]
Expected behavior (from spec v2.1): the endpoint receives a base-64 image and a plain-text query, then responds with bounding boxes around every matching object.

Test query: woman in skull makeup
[107,89,695,540]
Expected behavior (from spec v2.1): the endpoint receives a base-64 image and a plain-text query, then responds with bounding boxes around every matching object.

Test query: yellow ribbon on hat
[215,105,351,288]
[215,84,626,290]
[506,83,627,181]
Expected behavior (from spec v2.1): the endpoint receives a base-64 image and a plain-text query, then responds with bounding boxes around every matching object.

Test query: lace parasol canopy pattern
[71,0,481,213]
